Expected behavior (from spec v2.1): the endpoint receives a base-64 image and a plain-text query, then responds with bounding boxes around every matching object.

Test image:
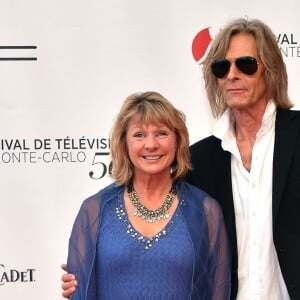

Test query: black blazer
[185,109,300,299]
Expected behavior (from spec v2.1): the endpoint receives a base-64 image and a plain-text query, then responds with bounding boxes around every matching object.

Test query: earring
[170,164,177,175]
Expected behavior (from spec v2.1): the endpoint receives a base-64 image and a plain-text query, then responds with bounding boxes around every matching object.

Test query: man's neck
[232,101,269,171]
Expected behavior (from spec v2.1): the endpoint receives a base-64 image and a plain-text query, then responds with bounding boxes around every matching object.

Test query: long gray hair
[203,17,293,118]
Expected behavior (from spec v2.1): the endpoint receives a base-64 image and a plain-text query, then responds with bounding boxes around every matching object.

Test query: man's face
[217,33,268,113]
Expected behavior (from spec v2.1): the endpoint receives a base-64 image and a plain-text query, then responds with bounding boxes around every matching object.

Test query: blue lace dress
[96,195,194,299]
[67,181,231,300]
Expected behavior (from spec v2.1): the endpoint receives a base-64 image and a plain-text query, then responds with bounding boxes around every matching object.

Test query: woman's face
[126,116,177,179]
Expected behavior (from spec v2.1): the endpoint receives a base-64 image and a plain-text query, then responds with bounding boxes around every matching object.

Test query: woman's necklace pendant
[128,183,176,223]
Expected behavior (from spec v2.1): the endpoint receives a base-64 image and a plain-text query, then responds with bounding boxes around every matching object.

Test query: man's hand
[61,264,77,298]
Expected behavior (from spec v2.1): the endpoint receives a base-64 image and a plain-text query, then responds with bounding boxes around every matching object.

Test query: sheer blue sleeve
[203,194,231,300]
[67,193,101,300]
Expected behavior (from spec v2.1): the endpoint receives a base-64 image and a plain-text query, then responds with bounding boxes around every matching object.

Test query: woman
[65,91,231,299]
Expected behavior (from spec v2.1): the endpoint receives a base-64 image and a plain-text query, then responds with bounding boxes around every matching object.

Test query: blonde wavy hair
[109,91,192,185]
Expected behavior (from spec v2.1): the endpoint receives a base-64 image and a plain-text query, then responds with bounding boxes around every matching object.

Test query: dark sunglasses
[211,56,259,78]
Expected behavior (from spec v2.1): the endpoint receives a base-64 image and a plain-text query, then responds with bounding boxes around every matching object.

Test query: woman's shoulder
[178,180,208,198]
[178,180,221,210]
[80,182,124,213]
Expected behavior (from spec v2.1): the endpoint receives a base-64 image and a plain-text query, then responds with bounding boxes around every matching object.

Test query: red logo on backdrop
[192,27,212,64]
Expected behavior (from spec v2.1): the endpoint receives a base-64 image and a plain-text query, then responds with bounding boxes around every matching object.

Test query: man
[186,18,300,299]
[62,18,300,299]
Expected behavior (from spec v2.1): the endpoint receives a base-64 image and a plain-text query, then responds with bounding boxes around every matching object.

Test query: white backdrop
[1,1,299,299]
